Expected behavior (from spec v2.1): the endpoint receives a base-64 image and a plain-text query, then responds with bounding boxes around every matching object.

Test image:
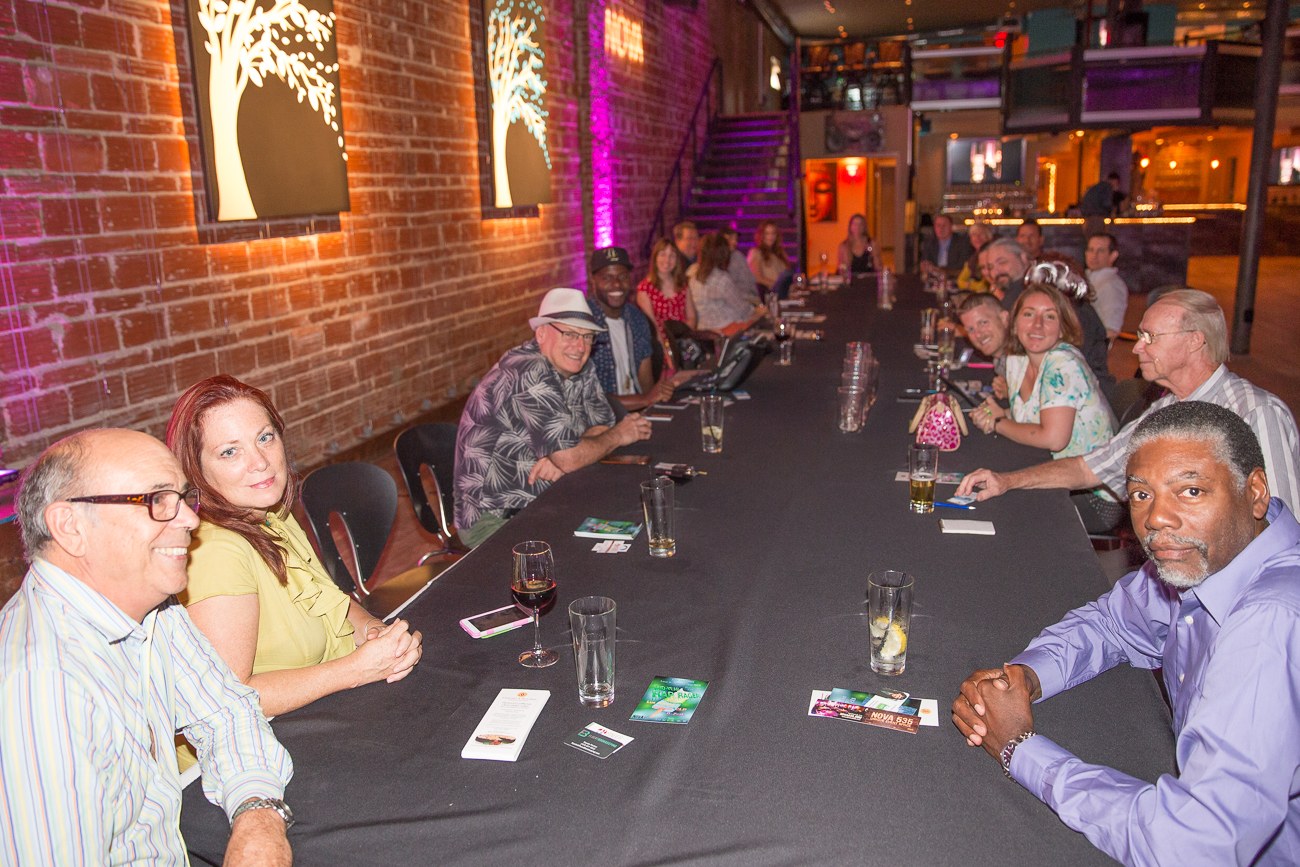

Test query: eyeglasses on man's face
[67,488,202,522]
[549,324,597,345]
[1135,328,1196,345]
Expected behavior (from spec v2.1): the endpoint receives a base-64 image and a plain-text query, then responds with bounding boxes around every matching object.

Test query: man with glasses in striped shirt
[0,428,294,865]
[957,289,1300,533]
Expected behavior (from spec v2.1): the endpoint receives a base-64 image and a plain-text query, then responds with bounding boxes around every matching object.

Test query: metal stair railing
[640,58,723,261]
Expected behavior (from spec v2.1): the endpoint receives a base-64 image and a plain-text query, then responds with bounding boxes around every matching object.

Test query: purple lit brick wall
[0,0,715,469]
[0,0,718,597]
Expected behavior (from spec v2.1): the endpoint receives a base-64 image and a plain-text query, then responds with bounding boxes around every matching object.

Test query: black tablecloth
[183,280,1175,865]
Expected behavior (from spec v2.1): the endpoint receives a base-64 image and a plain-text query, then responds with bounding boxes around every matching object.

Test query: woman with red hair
[167,376,422,730]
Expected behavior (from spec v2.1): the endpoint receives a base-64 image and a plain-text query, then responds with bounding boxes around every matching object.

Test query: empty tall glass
[570,596,616,708]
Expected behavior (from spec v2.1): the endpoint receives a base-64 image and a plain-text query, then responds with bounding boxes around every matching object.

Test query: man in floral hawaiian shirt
[453,288,653,547]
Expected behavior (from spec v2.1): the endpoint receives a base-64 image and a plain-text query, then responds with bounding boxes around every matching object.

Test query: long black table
[183,279,1175,865]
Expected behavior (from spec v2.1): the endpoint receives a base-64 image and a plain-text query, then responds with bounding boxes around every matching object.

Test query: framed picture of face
[187,0,350,221]
[807,161,837,223]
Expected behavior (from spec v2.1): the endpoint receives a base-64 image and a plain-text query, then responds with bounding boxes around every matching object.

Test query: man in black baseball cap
[585,245,675,411]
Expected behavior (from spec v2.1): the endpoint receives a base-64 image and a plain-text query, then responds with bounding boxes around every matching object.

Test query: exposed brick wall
[0,0,720,479]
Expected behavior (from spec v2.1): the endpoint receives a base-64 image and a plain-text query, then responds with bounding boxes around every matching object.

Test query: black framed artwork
[480,0,552,211]
[187,0,350,221]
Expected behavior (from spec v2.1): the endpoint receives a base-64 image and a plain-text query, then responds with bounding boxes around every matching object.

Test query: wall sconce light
[1140,157,1150,169]
[1211,159,1221,170]
[1169,160,1178,170]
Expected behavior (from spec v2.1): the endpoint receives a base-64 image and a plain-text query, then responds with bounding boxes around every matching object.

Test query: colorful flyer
[630,676,709,724]
[808,690,940,733]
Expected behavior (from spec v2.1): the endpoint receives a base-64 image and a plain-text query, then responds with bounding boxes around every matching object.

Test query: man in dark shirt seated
[919,214,973,280]
[954,401,1300,865]
[585,245,675,411]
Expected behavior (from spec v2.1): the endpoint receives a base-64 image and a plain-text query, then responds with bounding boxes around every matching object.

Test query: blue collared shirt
[1011,498,1300,865]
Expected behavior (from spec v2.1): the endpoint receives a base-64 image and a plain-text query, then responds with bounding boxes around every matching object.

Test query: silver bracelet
[1000,730,1036,779]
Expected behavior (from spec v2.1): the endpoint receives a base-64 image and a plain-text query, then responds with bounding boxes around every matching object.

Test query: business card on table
[630,676,709,724]
[564,723,634,759]
[461,688,549,762]
[591,540,632,553]
[894,471,965,485]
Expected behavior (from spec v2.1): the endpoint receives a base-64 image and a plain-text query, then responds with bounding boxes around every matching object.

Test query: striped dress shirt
[1082,364,1300,510]
[0,559,292,865]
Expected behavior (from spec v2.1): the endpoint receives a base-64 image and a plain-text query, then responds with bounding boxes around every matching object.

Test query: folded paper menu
[461,688,549,762]
[939,519,995,535]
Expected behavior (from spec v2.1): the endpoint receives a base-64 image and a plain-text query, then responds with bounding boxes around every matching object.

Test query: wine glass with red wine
[512,541,558,668]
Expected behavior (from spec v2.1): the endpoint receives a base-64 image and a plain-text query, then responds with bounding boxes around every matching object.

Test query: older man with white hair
[454,288,653,547]
[958,289,1300,532]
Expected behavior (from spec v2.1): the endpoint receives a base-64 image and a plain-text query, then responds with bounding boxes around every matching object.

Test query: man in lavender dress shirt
[953,401,1300,865]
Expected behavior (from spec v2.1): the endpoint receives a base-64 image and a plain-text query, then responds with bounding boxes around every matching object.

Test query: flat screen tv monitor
[946,138,1024,185]
[1271,147,1300,185]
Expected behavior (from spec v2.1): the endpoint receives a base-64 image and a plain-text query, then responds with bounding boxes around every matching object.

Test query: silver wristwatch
[1000,730,1036,779]
[230,796,295,830]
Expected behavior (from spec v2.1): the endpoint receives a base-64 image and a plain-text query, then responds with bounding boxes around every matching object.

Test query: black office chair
[300,461,440,618]
[393,423,467,563]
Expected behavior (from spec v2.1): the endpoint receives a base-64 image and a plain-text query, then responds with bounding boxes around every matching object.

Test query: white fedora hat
[528,288,606,332]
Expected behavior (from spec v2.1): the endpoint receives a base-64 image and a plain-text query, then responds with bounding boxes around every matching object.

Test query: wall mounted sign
[188,0,350,222]
[604,7,643,64]
[484,0,552,209]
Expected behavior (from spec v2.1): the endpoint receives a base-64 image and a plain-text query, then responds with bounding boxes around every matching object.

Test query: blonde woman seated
[836,213,883,276]
[746,219,794,297]
[167,376,423,747]
[957,222,995,293]
[972,263,1115,463]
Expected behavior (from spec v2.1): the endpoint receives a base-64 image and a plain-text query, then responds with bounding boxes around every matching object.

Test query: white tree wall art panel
[187,0,350,221]
[484,0,552,209]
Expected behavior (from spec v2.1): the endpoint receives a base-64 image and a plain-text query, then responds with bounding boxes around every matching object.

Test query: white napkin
[939,519,995,535]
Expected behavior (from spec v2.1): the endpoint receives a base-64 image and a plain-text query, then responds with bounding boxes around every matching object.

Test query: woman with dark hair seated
[747,220,795,298]
[971,264,1117,518]
[167,376,423,747]
[971,264,1115,454]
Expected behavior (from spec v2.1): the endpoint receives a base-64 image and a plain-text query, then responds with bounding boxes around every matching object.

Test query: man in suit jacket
[919,214,974,279]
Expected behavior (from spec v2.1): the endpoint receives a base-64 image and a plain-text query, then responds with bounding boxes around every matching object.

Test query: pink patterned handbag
[909,391,967,452]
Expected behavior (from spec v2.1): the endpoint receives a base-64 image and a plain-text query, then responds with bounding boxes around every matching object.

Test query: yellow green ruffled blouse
[180,512,356,673]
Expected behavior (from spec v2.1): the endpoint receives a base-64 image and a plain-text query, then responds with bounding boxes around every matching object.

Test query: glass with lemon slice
[868,570,914,676]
